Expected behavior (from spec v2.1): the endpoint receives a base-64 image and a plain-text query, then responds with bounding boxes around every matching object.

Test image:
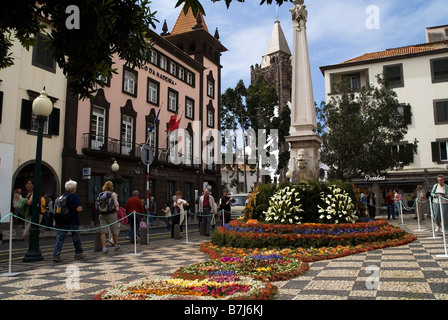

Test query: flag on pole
[147,109,160,133]
[166,113,182,132]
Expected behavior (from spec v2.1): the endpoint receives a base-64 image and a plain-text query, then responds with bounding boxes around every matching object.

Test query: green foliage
[0,0,158,99]
[250,180,357,224]
[293,180,327,223]
[321,75,417,180]
[251,183,278,220]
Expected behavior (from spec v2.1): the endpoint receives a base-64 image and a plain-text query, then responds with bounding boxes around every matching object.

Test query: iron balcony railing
[82,133,204,169]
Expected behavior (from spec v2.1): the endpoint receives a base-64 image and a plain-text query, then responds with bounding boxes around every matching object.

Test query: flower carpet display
[93,182,417,300]
[93,275,277,300]
[173,253,308,282]
[211,219,415,249]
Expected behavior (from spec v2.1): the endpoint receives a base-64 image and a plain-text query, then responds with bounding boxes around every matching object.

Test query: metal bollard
[173,224,181,239]
[94,231,102,252]
[199,221,205,235]
[140,226,148,245]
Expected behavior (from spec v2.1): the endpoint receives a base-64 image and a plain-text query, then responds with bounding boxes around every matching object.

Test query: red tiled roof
[171,6,208,35]
[341,42,448,64]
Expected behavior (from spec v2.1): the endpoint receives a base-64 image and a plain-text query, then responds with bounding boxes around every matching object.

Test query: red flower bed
[202,231,416,264]
[212,219,412,249]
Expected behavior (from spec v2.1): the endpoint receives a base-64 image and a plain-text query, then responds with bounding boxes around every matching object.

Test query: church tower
[250,20,292,110]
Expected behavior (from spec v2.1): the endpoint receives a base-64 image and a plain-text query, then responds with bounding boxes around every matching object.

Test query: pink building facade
[62,9,227,221]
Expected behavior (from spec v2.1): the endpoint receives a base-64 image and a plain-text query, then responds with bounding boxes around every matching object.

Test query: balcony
[82,133,202,169]
[82,133,142,157]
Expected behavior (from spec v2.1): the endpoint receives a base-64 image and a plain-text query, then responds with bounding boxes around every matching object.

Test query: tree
[1,0,157,99]
[246,75,279,183]
[271,104,290,175]
[221,80,250,192]
[321,74,417,180]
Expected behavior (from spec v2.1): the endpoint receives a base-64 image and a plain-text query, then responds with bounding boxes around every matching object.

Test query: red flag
[166,114,182,132]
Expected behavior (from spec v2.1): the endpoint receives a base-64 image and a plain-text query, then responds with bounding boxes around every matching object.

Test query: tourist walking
[416,185,425,220]
[218,189,235,225]
[162,201,172,230]
[366,188,376,219]
[199,188,217,236]
[394,189,402,218]
[385,189,395,220]
[148,197,156,226]
[41,192,49,227]
[47,195,55,227]
[172,191,189,238]
[23,179,43,247]
[53,180,84,262]
[431,175,448,232]
[125,190,144,243]
[96,181,120,254]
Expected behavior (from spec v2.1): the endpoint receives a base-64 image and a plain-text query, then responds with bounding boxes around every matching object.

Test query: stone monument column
[286,0,322,183]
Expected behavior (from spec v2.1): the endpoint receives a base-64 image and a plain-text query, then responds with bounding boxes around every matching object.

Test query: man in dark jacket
[218,189,235,224]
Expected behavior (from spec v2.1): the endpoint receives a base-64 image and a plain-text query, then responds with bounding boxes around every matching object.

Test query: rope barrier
[11,211,136,233]
[1,208,231,236]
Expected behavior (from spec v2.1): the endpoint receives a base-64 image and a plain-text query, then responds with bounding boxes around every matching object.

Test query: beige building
[320,25,448,209]
[0,32,67,219]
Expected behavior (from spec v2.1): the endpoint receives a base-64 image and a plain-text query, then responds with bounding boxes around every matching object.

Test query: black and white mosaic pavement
[0,214,447,300]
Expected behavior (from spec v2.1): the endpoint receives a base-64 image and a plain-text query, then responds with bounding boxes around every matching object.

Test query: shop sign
[364,175,386,182]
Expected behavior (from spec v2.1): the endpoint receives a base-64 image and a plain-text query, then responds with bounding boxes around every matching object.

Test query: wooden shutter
[0,91,3,123]
[403,104,412,125]
[20,99,32,130]
[431,142,440,163]
[49,107,60,136]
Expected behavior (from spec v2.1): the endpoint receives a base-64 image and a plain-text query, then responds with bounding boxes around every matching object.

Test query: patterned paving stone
[1,214,448,300]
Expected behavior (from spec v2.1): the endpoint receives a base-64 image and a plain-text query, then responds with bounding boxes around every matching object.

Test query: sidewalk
[0,213,447,300]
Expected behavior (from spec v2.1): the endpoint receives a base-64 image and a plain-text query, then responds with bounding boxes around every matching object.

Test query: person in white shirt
[431,175,448,232]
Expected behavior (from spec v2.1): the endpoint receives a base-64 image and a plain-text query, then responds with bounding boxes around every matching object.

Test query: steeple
[163,4,227,65]
[170,5,209,35]
[261,20,291,68]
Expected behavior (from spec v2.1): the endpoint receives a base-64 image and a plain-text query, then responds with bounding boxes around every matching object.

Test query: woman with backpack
[53,180,84,262]
[96,181,120,254]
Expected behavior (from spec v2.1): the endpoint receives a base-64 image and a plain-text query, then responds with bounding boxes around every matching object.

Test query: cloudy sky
[153,0,447,105]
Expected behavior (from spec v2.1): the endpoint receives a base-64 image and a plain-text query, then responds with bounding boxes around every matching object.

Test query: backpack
[54,193,71,223]
[96,191,115,214]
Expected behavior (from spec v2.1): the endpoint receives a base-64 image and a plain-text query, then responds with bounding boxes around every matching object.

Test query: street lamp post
[111,160,119,191]
[23,88,53,262]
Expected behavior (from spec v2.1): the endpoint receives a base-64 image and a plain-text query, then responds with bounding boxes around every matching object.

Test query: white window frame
[185,133,192,165]
[147,80,158,104]
[160,56,167,70]
[186,72,193,85]
[178,67,185,81]
[169,62,177,75]
[91,106,106,150]
[30,114,49,134]
[207,109,214,127]
[168,90,178,112]
[150,50,158,64]
[186,98,194,119]
[148,129,157,155]
[123,69,136,95]
[207,79,214,98]
[121,115,134,155]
